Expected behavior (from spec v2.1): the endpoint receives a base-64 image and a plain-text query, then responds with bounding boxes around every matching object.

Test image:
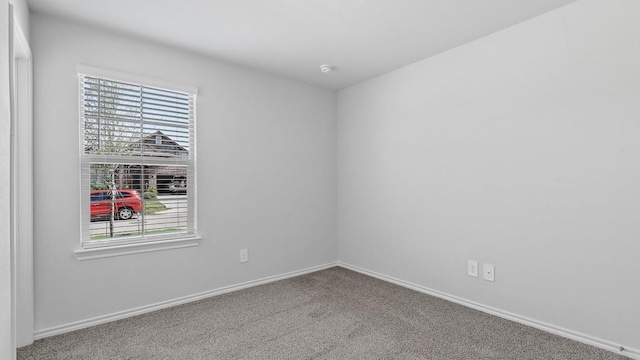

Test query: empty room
[1,0,639,359]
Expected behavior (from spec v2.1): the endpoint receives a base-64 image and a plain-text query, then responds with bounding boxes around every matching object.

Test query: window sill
[74,236,202,261]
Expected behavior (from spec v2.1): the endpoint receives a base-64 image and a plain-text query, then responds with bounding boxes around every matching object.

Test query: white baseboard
[34,262,338,341]
[337,262,639,360]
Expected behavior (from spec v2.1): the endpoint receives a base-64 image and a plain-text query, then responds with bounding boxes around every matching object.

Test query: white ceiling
[26,0,577,90]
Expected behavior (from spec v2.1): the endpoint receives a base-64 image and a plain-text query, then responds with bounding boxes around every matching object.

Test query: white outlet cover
[467,260,479,277]
[240,249,248,263]
[483,263,495,282]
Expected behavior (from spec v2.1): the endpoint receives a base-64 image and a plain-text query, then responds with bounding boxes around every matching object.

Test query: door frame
[10,3,34,349]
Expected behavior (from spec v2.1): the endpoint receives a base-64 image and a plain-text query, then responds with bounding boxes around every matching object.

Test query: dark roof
[129,131,188,158]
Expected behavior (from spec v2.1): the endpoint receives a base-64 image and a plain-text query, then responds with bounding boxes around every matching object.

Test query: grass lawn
[144,199,168,215]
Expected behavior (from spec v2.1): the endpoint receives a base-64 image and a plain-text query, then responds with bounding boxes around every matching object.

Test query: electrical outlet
[240,248,248,263]
[467,260,479,277]
[483,263,495,282]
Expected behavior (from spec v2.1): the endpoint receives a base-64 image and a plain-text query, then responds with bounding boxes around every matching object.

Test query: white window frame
[75,65,201,260]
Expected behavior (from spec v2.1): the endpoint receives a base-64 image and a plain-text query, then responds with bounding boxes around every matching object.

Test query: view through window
[80,72,196,247]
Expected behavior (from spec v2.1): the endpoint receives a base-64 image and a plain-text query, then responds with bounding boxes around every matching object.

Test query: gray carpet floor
[18,267,627,359]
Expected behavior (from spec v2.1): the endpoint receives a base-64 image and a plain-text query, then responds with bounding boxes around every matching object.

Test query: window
[78,67,198,254]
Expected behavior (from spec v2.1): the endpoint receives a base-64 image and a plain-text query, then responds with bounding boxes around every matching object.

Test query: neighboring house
[90,131,188,192]
[130,131,189,159]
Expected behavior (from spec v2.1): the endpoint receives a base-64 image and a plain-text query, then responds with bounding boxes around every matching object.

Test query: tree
[84,77,144,238]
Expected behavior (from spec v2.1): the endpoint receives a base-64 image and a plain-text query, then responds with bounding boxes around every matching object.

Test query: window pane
[88,163,189,241]
[82,76,192,158]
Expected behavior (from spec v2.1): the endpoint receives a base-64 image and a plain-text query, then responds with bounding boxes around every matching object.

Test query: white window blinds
[82,76,193,158]
[79,72,197,248]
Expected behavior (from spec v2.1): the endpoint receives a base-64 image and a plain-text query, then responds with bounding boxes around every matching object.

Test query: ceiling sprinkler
[319,64,334,73]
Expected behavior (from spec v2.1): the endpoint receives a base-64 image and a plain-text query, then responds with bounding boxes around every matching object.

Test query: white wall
[31,13,336,333]
[338,0,640,351]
